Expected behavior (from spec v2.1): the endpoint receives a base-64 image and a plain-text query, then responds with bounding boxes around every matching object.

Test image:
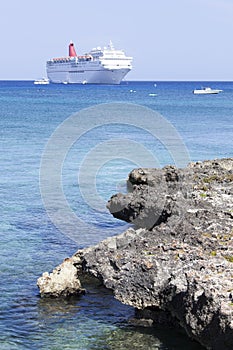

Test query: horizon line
[0,79,233,83]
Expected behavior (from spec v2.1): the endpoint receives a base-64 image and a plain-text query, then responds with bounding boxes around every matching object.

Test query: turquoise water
[1,80,232,349]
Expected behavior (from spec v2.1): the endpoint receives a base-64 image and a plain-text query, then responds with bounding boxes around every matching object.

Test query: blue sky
[1,0,233,80]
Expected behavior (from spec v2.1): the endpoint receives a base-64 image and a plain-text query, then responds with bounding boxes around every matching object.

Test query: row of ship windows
[48,58,128,64]
[69,71,85,73]
[48,61,100,65]
[103,57,127,60]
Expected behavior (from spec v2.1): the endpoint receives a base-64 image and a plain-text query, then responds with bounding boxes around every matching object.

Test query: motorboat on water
[193,87,223,95]
[34,78,50,85]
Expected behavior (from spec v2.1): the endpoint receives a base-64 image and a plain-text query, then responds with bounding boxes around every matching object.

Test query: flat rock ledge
[37,158,233,350]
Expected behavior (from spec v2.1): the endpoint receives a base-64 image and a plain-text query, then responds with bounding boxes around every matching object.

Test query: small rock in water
[37,258,85,297]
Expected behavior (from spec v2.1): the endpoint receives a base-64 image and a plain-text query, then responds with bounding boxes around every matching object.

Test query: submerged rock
[37,158,233,349]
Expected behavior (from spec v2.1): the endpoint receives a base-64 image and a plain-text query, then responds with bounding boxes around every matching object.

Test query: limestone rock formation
[37,257,85,297]
[37,158,233,349]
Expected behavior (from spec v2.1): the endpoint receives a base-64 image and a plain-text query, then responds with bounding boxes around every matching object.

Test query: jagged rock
[38,158,233,349]
[37,257,85,297]
[107,159,233,231]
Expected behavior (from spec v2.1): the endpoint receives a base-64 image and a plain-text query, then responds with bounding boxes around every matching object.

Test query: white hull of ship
[47,65,130,85]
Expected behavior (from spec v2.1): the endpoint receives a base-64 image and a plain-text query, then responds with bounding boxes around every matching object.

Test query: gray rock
[37,257,85,297]
[38,158,233,349]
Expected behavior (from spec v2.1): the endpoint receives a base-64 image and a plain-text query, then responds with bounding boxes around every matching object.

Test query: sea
[1,80,232,350]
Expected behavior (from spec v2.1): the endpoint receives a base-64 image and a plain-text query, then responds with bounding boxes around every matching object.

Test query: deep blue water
[1,80,232,349]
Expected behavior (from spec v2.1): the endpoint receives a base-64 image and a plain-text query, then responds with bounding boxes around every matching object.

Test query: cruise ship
[46,41,132,84]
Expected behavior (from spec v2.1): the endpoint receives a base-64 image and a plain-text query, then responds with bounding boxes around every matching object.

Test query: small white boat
[193,87,223,95]
[34,78,50,85]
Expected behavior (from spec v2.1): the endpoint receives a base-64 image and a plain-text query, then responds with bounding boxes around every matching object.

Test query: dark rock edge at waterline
[37,158,233,350]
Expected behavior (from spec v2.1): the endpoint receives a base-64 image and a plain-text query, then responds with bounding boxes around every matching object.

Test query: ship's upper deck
[47,41,132,64]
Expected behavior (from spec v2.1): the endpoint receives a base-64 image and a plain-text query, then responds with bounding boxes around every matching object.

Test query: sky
[1,0,233,81]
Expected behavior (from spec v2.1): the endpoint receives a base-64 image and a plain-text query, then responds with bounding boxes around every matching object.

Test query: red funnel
[69,42,77,57]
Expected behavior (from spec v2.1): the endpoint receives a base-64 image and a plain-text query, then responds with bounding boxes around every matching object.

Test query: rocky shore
[37,158,233,350]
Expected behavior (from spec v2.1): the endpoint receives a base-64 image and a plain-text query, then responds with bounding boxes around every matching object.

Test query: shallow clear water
[1,80,232,349]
